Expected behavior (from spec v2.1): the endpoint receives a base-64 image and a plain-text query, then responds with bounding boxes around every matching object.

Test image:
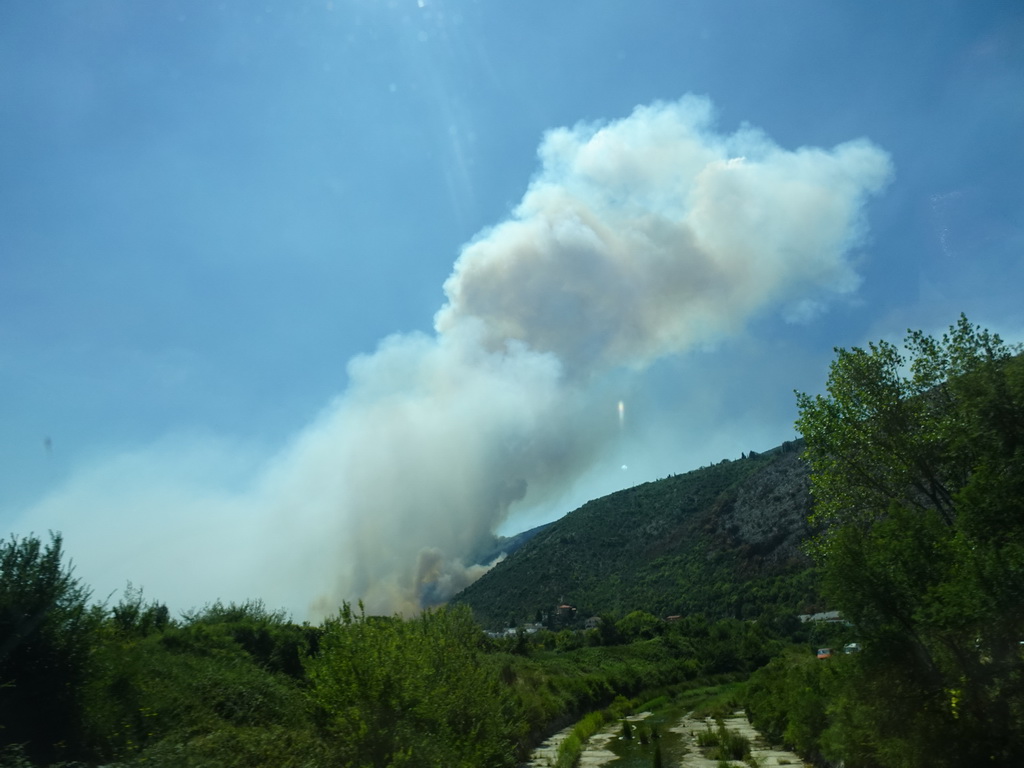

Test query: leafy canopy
[794,315,1024,767]
[0,533,97,763]
[306,601,521,768]
[796,313,1022,537]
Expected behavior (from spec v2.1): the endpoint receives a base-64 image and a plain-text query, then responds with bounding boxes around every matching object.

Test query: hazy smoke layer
[15,96,892,619]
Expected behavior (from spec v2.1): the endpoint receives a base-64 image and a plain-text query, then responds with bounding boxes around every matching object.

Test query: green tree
[306,602,521,768]
[796,315,1022,535]
[589,613,623,646]
[555,628,583,652]
[747,650,835,759]
[111,582,170,637]
[82,612,323,766]
[795,315,1024,767]
[0,533,97,763]
[616,610,662,642]
[179,598,313,678]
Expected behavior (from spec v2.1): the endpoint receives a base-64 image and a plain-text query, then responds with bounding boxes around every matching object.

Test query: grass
[553,710,607,768]
[689,681,745,720]
[637,694,670,712]
[696,723,751,761]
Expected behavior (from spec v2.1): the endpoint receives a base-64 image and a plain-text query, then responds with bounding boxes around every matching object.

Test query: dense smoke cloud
[257,324,603,615]
[14,96,891,618]
[437,98,890,371]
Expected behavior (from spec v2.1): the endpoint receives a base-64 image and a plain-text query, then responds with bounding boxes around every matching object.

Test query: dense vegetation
[747,316,1024,767]
[0,532,790,767]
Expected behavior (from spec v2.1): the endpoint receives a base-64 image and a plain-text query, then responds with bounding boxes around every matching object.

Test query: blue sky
[2,0,1022,617]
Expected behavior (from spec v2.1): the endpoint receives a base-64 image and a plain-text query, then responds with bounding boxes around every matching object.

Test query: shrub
[307,603,521,768]
[0,533,98,763]
[696,723,751,761]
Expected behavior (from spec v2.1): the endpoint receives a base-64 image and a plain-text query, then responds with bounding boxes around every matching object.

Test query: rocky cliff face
[709,444,812,569]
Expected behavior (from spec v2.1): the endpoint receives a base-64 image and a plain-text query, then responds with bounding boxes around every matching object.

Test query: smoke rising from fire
[13,96,891,618]
[437,98,890,372]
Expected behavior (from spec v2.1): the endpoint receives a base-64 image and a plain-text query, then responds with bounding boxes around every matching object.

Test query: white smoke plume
[13,96,892,618]
[438,98,890,372]
[254,324,604,615]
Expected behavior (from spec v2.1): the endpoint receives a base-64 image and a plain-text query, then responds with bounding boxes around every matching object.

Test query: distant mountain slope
[475,522,554,566]
[452,442,817,629]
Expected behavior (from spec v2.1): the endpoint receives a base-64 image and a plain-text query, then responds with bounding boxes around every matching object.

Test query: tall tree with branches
[796,315,1024,767]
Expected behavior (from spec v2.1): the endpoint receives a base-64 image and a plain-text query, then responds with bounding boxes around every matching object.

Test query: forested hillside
[453,441,818,629]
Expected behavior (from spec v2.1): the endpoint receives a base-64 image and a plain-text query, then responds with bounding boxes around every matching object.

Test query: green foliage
[82,612,320,765]
[595,613,624,645]
[492,636,740,754]
[617,610,663,641]
[689,682,745,721]
[638,695,670,712]
[793,315,1024,766]
[0,535,803,768]
[118,723,328,768]
[745,650,834,758]
[177,598,313,678]
[111,583,171,637]
[554,710,606,768]
[555,627,584,652]
[554,731,582,768]
[796,314,1022,537]
[0,532,98,763]
[695,722,751,761]
[0,744,38,768]
[306,602,521,768]
[696,724,718,747]
[656,616,782,679]
[454,447,816,630]
[0,539,769,768]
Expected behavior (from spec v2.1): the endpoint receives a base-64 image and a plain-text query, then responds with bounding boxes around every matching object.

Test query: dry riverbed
[524,710,808,767]
[522,712,650,768]
[671,711,808,767]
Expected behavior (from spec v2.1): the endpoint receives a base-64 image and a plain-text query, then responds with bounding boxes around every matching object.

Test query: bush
[307,603,521,768]
[0,533,98,763]
[82,625,316,763]
[555,709,607,768]
[696,723,751,761]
